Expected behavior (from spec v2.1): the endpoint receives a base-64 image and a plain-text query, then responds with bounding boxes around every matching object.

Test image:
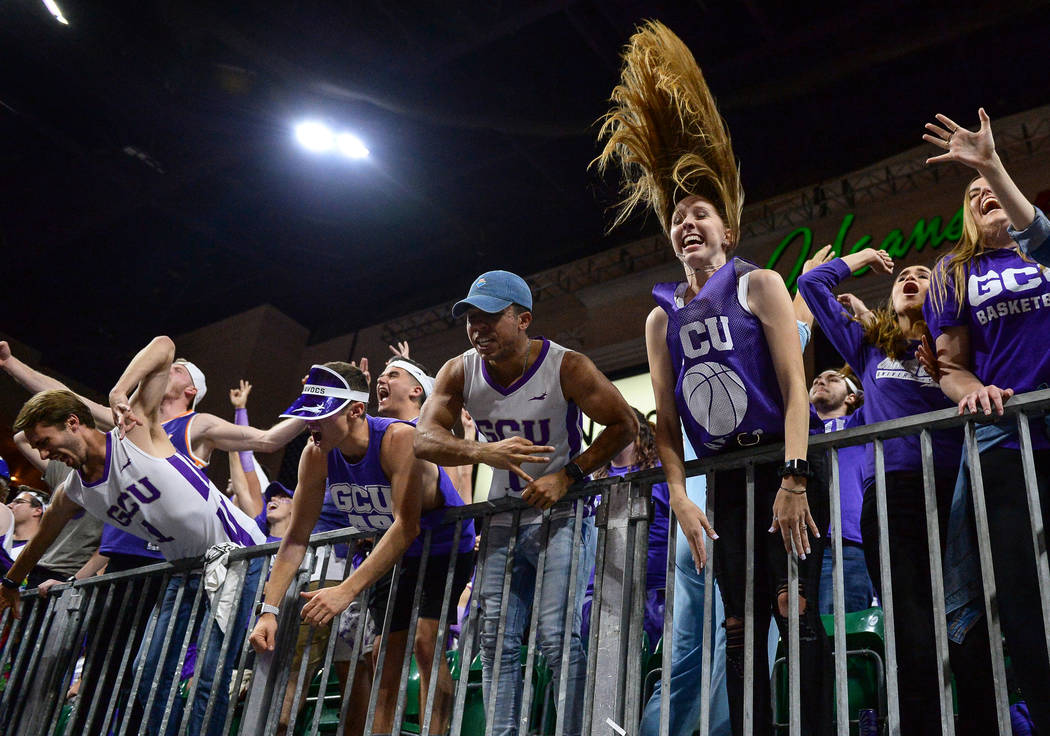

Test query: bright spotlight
[336,132,369,159]
[295,121,335,153]
[41,0,69,24]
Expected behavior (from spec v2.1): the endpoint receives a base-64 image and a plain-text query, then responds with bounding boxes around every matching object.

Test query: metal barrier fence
[1,388,1048,736]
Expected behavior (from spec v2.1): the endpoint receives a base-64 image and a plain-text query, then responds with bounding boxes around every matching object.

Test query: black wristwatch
[777,459,811,479]
[1,576,20,590]
[563,461,586,484]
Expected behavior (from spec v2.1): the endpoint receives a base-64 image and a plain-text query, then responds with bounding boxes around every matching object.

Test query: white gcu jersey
[63,430,265,561]
[462,338,584,526]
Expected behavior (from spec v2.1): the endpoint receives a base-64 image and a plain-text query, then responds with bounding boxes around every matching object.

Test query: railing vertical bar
[224,552,271,736]
[0,596,39,724]
[158,571,206,736]
[1015,414,1050,660]
[787,539,801,736]
[333,582,371,736]
[286,548,332,736]
[110,573,165,736]
[449,514,491,736]
[554,500,586,736]
[263,548,317,736]
[519,513,551,736]
[828,447,849,736]
[44,585,99,736]
[362,552,403,736]
[919,429,956,736]
[874,438,902,736]
[582,508,606,736]
[421,520,464,736]
[391,530,432,736]
[624,486,650,730]
[9,593,60,729]
[698,472,716,736]
[304,547,340,736]
[963,422,1012,734]
[115,572,170,736]
[483,509,521,736]
[744,464,756,736]
[81,580,133,733]
[199,556,255,736]
[658,511,677,736]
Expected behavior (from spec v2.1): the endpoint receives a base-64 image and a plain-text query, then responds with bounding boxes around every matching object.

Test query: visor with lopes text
[280,364,369,420]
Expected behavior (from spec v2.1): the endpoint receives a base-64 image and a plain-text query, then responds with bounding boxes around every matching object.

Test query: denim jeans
[478,512,596,736]
[817,543,874,615]
[133,556,262,736]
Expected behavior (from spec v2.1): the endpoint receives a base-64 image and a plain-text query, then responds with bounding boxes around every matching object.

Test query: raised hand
[802,244,834,273]
[108,391,142,439]
[917,335,941,382]
[350,358,370,387]
[229,380,252,409]
[388,341,411,361]
[923,108,996,171]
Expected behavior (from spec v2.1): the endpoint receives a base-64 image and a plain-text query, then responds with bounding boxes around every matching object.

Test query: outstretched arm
[0,485,82,618]
[791,244,835,329]
[924,108,1036,233]
[228,449,264,517]
[0,341,113,429]
[192,414,304,455]
[13,432,47,475]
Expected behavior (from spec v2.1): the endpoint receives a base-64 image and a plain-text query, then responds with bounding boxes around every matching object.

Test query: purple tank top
[654,258,786,457]
[162,412,208,468]
[326,415,475,556]
[100,524,164,560]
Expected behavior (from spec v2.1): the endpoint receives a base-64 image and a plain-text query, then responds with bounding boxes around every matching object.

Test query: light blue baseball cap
[452,271,533,318]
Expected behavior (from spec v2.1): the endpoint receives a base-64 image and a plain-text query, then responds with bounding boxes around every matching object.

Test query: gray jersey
[462,338,584,525]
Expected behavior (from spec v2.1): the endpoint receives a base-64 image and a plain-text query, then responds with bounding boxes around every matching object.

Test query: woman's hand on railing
[672,495,718,573]
[958,384,1014,417]
[770,482,818,560]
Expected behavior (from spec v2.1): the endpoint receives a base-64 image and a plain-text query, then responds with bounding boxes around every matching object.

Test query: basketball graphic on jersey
[681,361,748,437]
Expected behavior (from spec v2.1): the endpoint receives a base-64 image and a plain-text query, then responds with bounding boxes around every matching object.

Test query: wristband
[563,461,586,484]
[234,409,255,472]
[777,459,811,479]
[778,486,807,495]
[1,577,20,590]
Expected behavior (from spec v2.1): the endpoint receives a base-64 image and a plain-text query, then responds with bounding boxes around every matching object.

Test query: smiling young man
[414,270,636,736]
[0,336,266,736]
[250,363,475,736]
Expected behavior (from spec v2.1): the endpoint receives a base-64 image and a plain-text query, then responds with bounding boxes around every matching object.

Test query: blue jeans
[479,513,596,736]
[134,557,262,736]
[817,543,874,615]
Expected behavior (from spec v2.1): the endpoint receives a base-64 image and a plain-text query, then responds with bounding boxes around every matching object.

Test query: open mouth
[981,197,1001,215]
[682,234,704,249]
[376,385,390,401]
[309,428,323,446]
[902,281,920,296]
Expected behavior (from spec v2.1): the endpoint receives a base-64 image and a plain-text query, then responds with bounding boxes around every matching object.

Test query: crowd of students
[1,18,1050,736]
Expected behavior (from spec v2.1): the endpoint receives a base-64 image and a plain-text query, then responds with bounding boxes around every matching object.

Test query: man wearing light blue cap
[416,270,637,736]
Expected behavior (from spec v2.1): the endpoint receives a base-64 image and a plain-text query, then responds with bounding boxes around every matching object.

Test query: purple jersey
[924,247,1050,449]
[100,524,164,560]
[162,411,208,468]
[607,463,670,591]
[823,411,866,545]
[326,415,475,556]
[653,258,789,457]
[799,260,962,482]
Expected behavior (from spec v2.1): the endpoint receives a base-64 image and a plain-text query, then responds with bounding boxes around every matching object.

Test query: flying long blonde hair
[929,177,986,317]
[594,20,743,242]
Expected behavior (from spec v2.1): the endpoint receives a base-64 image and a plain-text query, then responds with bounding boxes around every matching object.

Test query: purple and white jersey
[924,247,1050,449]
[100,524,163,560]
[462,338,586,526]
[799,260,961,482]
[823,411,866,545]
[326,415,475,556]
[654,258,788,458]
[162,411,208,468]
[62,430,264,561]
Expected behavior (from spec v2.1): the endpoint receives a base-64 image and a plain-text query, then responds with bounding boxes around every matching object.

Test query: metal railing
[1,388,1049,735]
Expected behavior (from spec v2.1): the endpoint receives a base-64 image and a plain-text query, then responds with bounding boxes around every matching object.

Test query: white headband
[175,359,208,408]
[385,360,435,398]
[842,375,860,395]
[301,384,370,402]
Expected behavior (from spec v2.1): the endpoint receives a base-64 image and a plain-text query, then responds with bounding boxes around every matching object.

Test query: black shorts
[369,550,475,632]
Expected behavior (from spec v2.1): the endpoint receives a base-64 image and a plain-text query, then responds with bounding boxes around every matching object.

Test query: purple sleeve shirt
[924,247,1050,450]
[799,260,961,484]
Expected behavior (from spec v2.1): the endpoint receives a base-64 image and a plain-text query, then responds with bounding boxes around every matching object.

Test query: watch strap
[257,602,280,617]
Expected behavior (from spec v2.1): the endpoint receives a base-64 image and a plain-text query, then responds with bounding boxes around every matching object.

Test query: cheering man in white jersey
[415,270,637,736]
[0,336,266,736]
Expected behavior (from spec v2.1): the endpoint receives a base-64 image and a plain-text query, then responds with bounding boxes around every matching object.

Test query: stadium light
[294,120,369,160]
[41,0,69,24]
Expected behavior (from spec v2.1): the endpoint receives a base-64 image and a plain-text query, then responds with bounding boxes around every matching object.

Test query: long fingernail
[800,553,806,560]
[768,526,775,533]
[711,533,719,539]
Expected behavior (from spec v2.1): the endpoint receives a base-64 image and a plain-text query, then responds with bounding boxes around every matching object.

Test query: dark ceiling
[3,0,1049,390]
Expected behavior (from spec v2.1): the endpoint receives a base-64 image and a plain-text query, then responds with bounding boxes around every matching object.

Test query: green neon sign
[767,207,964,292]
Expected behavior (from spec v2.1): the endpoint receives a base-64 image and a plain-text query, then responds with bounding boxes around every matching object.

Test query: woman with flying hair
[921,108,1050,732]
[796,247,998,733]
[596,21,832,734]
